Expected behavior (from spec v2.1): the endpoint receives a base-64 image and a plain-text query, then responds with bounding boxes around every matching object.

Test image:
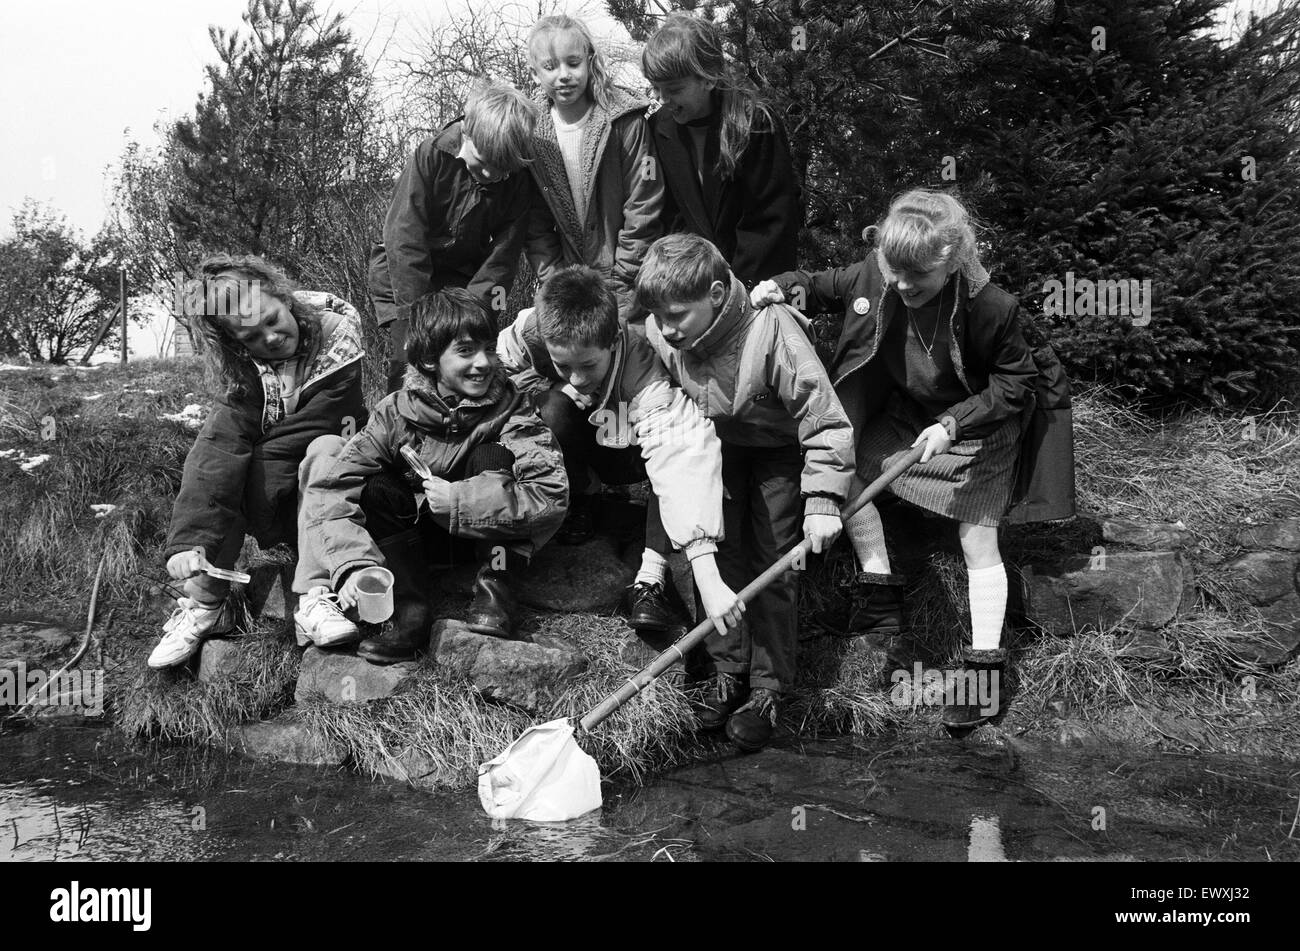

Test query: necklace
[908,283,947,362]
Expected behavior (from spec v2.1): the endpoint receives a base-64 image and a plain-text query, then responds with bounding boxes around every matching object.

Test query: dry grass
[114,618,302,745]
[1072,385,1300,556]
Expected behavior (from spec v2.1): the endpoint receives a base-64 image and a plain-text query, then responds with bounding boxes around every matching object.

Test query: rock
[517,536,634,612]
[0,622,75,672]
[293,647,416,704]
[1238,518,1300,552]
[197,638,249,683]
[1233,593,1300,666]
[434,626,588,713]
[1101,518,1191,550]
[372,748,460,792]
[1115,629,1176,662]
[1219,551,1299,605]
[1026,552,1191,634]
[234,713,347,767]
[1056,718,1100,748]
[245,563,298,621]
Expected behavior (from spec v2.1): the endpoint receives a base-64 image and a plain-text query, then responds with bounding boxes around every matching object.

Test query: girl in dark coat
[148,255,366,670]
[640,13,802,290]
[754,189,1075,730]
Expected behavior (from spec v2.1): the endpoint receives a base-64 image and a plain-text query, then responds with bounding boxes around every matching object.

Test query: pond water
[2,723,1296,862]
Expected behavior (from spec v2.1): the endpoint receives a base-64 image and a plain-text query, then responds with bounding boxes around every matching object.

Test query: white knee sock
[635,548,668,587]
[845,503,892,574]
[968,563,1007,651]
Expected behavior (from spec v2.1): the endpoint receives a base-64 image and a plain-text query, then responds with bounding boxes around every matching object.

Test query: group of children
[148,12,1074,751]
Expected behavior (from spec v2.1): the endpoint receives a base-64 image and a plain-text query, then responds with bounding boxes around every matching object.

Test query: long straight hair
[526,14,615,112]
[641,13,774,181]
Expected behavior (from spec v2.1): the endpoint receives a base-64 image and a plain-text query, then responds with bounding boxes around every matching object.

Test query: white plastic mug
[353,566,395,623]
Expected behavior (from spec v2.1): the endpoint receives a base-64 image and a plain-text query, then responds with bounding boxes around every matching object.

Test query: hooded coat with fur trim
[299,367,569,588]
[525,85,664,317]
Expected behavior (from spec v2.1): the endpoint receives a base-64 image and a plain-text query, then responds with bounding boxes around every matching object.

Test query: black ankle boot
[847,571,907,638]
[942,647,1007,733]
[465,549,526,640]
[693,672,745,732]
[557,494,595,545]
[726,688,780,752]
[357,529,432,665]
[627,569,687,632]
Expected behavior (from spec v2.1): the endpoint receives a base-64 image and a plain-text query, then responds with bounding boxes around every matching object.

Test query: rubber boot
[848,571,907,639]
[693,671,746,732]
[464,548,526,640]
[942,647,1007,733]
[357,529,432,665]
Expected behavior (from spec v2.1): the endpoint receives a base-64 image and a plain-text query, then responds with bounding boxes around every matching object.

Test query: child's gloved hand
[749,280,785,308]
[692,558,745,636]
[911,422,953,463]
[803,514,842,553]
[561,383,594,411]
[167,549,205,580]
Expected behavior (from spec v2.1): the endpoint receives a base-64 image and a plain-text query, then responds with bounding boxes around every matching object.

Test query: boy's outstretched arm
[630,380,743,635]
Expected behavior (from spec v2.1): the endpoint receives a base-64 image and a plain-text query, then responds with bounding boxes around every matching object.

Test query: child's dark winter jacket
[299,367,568,588]
[649,104,801,288]
[771,256,1076,523]
[525,86,664,317]
[370,121,559,325]
[164,292,366,560]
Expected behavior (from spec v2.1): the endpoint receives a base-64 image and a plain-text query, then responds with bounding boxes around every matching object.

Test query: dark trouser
[385,319,410,396]
[358,442,528,571]
[534,383,669,554]
[686,441,803,693]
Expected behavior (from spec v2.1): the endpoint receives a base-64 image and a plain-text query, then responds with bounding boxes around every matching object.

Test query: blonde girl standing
[754,190,1074,730]
[524,13,664,321]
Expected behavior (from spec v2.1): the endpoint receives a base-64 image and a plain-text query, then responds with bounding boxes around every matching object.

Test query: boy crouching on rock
[496,265,744,640]
[294,287,568,664]
[637,234,856,752]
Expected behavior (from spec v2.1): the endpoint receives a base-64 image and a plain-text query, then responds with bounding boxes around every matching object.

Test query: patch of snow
[0,364,32,372]
[18,454,50,472]
[84,393,106,401]
[158,403,205,430]
[90,503,118,518]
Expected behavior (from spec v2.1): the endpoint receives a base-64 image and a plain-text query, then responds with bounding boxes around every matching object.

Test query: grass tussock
[114,620,301,745]
[299,612,701,791]
[1072,386,1300,555]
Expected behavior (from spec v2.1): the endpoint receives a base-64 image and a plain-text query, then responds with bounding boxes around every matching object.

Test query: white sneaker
[294,586,361,648]
[147,597,232,669]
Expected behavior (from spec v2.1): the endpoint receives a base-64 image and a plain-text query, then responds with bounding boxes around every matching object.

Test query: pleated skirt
[855,393,1022,527]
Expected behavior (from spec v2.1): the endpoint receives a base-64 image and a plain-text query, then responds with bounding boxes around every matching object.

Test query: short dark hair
[534,266,620,349]
[407,287,498,374]
[635,233,730,311]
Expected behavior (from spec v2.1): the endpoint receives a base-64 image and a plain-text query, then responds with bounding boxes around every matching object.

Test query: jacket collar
[687,273,751,358]
[395,365,518,437]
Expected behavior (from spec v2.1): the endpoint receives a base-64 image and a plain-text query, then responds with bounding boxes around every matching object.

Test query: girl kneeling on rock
[150,254,366,669]
[753,189,1074,730]
[295,287,568,664]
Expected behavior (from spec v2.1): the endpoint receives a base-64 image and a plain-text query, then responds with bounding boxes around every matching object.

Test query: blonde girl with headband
[753,189,1074,730]
[640,12,801,288]
[523,13,663,323]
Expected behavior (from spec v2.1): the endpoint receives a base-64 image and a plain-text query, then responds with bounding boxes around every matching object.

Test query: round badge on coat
[853,297,871,315]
